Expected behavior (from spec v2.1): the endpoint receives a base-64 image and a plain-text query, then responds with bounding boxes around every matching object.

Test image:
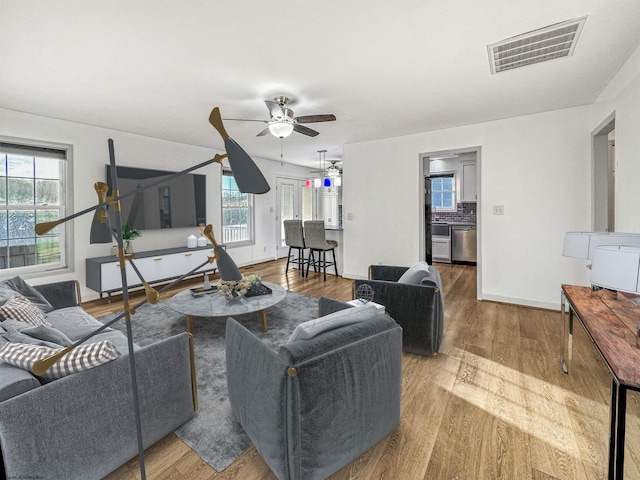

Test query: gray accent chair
[354,264,444,356]
[304,220,338,280]
[225,297,402,480]
[283,219,308,277]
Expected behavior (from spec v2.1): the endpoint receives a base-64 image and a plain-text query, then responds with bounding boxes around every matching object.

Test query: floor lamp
[31,107,268,479]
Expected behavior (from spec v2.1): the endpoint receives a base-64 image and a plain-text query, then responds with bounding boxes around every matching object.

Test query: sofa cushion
[287,302,378,344]
[0,340,120,383]
[397,261,431,285]
[0,295,52,327]
[0,276,54,313]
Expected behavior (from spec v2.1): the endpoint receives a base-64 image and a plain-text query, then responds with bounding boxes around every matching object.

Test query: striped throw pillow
[0,294,52,327]
[0,340,120,382]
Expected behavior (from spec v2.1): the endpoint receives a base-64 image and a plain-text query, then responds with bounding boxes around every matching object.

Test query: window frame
[431,172,457,212]
[220,169,254,248]
[0,136,74,279]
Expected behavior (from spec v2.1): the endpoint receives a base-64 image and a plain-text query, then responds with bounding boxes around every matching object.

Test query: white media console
[86,245,217,300]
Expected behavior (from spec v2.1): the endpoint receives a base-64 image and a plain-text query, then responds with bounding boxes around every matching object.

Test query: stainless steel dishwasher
[451,225,477,264]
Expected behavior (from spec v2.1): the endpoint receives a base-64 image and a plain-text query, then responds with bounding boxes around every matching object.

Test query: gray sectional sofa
[0,278,195,480]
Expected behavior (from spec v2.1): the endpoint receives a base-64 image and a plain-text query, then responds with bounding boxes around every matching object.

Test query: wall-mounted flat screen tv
[105,165,206,230]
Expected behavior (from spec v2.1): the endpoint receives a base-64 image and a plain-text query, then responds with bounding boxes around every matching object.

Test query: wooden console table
[561,284,640,480]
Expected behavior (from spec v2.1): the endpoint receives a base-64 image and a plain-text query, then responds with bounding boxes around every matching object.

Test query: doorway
[592,113,615,232]
[419,146,482,300]
[275,177,314,258]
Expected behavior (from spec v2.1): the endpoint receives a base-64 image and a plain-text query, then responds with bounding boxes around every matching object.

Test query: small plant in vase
[121,224,142,254]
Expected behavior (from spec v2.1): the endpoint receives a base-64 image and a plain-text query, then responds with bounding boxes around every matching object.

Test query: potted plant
[121,224,142,254]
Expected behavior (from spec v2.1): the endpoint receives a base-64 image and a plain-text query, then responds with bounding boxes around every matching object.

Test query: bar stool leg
[332,248,338,276]
[285,246,292,274]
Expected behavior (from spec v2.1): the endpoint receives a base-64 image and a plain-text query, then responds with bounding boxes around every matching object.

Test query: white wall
[343,106,594,310]
[592,44,640,233]
[0,108,310,300]
[343,44,640,310]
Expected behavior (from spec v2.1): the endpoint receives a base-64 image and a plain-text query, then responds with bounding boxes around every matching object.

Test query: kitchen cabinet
[432,236,451,263]
[459,161,477,203]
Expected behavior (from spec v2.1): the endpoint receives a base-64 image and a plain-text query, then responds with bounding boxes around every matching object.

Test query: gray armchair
[225,297,402,480]
[354,264,444,356]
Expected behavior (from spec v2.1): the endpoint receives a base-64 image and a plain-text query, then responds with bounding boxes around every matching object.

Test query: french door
[275,177,314,258]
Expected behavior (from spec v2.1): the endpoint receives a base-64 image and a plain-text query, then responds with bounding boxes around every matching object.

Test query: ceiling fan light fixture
[268,122,294,138]
[327,165,340,177]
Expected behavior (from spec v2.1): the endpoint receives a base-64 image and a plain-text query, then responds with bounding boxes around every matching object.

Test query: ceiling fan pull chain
[281,138,284,158]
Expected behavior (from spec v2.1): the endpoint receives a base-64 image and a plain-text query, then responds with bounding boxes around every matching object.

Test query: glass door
[276,177,313,258]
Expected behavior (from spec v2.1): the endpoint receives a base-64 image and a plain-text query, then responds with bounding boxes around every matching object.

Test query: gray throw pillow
[398,261,431,284]
[287,303,378,344]
[3,327,64,349]
[0,276,54,313]
[17,325,72,346]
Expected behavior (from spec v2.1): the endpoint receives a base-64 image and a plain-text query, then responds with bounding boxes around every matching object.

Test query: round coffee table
[167,281,287,334]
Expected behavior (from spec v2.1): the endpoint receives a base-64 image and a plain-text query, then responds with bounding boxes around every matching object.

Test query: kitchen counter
[433,221,476,226]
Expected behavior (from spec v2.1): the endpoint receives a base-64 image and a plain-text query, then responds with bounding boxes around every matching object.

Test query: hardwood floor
[95,260,637,480]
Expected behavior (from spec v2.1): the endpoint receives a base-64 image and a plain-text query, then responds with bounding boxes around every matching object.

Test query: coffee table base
[186,310,268,335]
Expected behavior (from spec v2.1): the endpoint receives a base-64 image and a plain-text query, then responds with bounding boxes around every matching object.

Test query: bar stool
[283,220,308,277]
[304,220,338,281]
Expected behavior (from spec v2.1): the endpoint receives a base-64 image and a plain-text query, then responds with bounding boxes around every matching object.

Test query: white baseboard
[481,293,560,311]
[341,271,368,280]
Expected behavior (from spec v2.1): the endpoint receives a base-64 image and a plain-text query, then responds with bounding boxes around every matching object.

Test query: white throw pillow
[0,340,120,382]
[397,261,430,285]
[0,294,52,327]
[287,303,378,344]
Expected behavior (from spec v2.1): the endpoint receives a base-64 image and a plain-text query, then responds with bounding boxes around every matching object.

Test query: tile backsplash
[432,203,477,224]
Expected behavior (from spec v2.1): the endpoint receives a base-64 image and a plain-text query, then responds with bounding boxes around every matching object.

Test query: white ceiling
[1,1,639,168]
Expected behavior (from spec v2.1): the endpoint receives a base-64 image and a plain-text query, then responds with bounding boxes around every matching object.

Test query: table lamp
[590,245,640,293]
[563,232,640,261]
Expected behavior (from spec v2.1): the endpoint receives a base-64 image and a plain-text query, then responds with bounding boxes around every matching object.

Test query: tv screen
[105,165,206,230]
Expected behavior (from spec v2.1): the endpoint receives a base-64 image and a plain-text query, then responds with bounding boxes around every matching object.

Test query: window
[221,171,253,246]
[0,140,71,275]
[431,174,456,211]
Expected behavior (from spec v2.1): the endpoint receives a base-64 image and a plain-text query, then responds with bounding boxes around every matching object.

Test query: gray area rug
[98,290,319,472]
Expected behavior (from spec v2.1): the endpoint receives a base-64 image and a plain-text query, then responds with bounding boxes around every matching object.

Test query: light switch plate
[493,205,505,215]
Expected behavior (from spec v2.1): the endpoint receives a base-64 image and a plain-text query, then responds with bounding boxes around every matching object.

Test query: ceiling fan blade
[265,100,284,119]
[293,124,320,137]
[294,114,336,124]
[223,118,269,123]
[257,128,270,137]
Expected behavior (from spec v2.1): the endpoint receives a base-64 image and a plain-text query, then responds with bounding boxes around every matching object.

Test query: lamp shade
[563,232,640,259]
[590,245,640,293]
[90,208,113,244]
[268,122,294,138]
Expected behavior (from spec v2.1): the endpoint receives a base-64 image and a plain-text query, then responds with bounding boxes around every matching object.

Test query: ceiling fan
[309,160,342,177]
[225,96,336,138]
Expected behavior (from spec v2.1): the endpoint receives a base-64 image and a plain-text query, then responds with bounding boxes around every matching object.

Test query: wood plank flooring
[92,260,639,479]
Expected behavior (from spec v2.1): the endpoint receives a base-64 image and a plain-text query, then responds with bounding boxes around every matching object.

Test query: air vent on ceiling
[488,16,587,74]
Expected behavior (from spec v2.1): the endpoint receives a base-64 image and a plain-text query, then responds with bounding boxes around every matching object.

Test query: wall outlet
[347,213,355,221]
[493,205,505,215]
[263,246,267,252]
